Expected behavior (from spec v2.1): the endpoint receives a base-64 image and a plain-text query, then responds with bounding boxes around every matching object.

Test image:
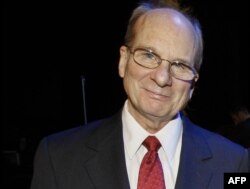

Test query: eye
[136,50,157,64]
[133,48,160,69]
[141,51,156,60]
[171,61,191,73]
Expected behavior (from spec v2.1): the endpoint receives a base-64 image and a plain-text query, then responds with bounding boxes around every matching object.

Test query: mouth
[144,89,170,101]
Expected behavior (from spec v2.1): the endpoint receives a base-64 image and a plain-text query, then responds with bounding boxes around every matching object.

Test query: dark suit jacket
[31,112,248,189]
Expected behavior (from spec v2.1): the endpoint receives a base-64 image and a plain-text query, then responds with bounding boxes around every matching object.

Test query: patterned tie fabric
[137,136,165,189]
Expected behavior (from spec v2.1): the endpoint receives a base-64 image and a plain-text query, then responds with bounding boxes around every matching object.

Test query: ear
[189,88,194,99]
[118,46,129,78]
[190,75,199,98]
[190,74,199,89]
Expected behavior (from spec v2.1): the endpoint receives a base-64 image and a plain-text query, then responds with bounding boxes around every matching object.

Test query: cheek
[123,63,148,95]
[125,63,147,84]
[172,82,192,103]
[123,64,137,94]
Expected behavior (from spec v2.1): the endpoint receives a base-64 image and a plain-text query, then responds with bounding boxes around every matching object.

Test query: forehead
[136,8,194,36]
[133,9,196,57]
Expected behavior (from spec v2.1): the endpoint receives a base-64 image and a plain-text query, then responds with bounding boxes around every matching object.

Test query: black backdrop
[2,0,250,188]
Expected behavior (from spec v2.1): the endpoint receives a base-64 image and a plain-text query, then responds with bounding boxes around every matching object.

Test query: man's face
[119,9,197,128]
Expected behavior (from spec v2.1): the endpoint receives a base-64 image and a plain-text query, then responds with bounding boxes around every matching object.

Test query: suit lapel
[83,112,130,189]
[76,112,215,189]
[175,115,213,189]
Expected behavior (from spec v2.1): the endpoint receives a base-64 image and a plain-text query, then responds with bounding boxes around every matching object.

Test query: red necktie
[137,136,165,189]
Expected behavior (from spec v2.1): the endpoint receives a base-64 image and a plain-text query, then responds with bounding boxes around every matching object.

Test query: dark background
[2,0,250,188]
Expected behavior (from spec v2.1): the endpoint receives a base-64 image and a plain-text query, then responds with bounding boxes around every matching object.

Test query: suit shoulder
[182,114,246,154]
[40,111,121,149]
[41,118,107,148]
[192,123,246,154]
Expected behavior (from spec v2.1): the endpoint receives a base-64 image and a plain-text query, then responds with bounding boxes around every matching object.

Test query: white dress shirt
[122,101,183,189]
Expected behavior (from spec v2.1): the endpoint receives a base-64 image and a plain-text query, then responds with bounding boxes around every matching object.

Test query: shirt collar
[122,100,183,162]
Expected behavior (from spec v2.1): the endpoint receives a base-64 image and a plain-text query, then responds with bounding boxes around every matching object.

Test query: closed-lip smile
[145,89,170,100]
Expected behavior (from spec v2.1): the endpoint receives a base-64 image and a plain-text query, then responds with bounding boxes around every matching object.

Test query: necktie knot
[143,136,161,152]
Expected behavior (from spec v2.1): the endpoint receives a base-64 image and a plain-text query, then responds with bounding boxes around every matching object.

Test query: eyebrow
[136,45,156,52]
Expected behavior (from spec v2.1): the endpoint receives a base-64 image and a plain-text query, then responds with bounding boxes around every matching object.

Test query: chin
[143,107,172,118]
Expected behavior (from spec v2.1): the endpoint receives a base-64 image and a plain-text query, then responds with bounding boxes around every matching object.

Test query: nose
[150,60,172,87]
